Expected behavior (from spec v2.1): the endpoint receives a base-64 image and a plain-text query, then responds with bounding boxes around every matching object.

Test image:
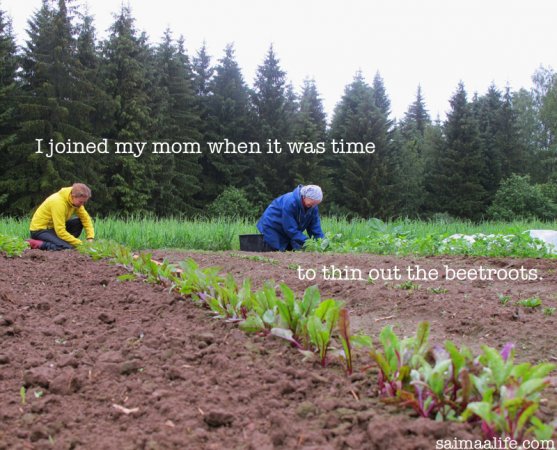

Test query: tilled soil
[0,249,556,450]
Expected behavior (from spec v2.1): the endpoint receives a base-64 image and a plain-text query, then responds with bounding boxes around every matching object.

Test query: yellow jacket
[29,187,95,247]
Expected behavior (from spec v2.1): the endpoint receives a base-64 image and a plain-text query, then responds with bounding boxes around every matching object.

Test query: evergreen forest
[1,1,556,221]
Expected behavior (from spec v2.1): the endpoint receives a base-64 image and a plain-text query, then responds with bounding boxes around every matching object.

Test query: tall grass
[0,216,258,250]
[1,215,556,253]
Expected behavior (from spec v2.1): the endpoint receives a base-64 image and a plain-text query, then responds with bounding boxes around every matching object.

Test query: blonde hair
[71,183,91,199]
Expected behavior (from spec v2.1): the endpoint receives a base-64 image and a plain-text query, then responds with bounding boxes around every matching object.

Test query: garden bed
[0,249,555,449]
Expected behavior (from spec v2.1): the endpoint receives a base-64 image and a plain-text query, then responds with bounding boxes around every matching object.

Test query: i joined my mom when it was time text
[35,138,376,158]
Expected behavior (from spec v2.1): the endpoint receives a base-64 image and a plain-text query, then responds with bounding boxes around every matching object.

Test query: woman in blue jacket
[257,185,325,251]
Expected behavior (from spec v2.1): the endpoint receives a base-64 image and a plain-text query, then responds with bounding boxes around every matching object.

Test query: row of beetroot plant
[368,322,555,442]
[76,239,556,443]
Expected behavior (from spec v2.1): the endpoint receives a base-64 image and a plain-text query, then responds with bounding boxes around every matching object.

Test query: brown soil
[1,249,556,450]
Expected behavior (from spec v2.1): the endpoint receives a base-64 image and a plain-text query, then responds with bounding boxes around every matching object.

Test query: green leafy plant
[337,308,354,374]
[204,275,239,319]
[516,297,542,308]
[462,343,555,442]
[395,280,421,291]
[370,321,430,397]
[402,340,475,420]
[307,299,342,367]
[498,293,512,305]
[131,253,176,285]
[368,323,555,441]
[543,307,555,316]
[117,273,137,282]
[78,239,133,264]
[175,259,223,301]
[20,386,26,405]
[0,234,28,257]
[274,284,321,348]
[230,252,280,265]
[239,280,280,333]
[429,287,448,294]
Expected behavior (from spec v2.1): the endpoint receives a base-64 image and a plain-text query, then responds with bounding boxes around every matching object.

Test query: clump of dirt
[1,249,555,449]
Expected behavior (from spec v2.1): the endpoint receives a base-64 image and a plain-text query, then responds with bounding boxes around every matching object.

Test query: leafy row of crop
[77,239,555,443]
[2,216,557,256]
[305,225,557,258]
[2,234,556,442]
[370,323,555,441]
[0,233,28,257]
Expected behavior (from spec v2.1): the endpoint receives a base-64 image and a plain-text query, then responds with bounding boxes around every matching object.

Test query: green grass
[0,216,258,251]
[1,216,556,255]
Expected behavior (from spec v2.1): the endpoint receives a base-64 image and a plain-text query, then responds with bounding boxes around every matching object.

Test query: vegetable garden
[0,224,556,449]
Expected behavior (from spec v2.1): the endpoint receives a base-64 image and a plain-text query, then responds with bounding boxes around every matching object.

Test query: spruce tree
[513,88,543,180]
[394,86,431,217]
[498,87,526,179]
[76,7,112,135]
[2,0,96,215]
[150,30,202,215]
[291,79,331,193]
[192,42,214,97]
[536,68,557,181]
[191,43,214,150]
[0,8,16,93]
[431,82,486,220]
[99,6,156,215]
[473,84,504,202]
[372,72,393,125]
[329,72,389,218]
[0,7,17,136]
[0,8,18,212]
[252,45,290,140]
[403,85,430,137]
[251,45,296,196]
[72,8,113,210]
[370,72,398,217]
[201,44,256,202]
[422,119,447,215]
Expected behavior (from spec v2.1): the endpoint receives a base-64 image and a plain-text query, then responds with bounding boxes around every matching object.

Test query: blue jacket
[257,185,324,251]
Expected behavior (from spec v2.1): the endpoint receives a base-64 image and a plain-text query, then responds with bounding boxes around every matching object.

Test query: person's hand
[87,238,94,242]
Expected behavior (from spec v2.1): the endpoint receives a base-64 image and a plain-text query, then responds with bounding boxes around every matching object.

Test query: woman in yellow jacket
[28,183,95,251]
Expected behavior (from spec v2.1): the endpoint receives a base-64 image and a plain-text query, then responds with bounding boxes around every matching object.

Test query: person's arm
[281,202,307,249]
[307,208,325,239]
[75,207,95,240]
[51,203,82,246]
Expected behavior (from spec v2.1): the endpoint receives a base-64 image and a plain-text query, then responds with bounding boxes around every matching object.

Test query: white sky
[2,0,557,122]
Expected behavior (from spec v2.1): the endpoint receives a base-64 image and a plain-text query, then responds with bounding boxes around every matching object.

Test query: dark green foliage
[192,42,214,97]
[148,31,202,216]
[428,83,487,220]
[291,79,331,192]
[0,2,556,222]
[393,86,431,217]
[329,72,395,218]
[0,8,17,91]
[403,85,430,137]
[0,8,18,209]
[1,0,97,215]
[536,68,557,182]
[498,87,526,179]
[473,85,504,201]
[251,45,296,196]
[199,44,255,202]
[207,186,258,219]
[98,6,158,215]
[487,174,557,221]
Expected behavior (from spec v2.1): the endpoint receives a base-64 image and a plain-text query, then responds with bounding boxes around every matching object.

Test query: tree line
[1,0,556,221]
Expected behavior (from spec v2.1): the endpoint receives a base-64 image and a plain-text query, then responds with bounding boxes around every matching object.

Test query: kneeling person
[257,184,325,251]
[28,183,95,251]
